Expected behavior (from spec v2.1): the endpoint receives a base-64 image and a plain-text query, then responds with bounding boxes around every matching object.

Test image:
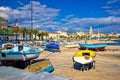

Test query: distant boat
[79,43,107,51]
[45,41,60,52]
[73,50,96,71]
[0,44,43,61]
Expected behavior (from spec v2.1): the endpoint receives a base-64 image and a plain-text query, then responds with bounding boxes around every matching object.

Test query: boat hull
[46,43,59,49]
[45,43,60,52]
[73,56,94,64]
[0,44,43,61]
[0,52,40,61]
[79,43,107,51]
[79,46,106,51]
[25,59,54,73]
[73,50,96,71]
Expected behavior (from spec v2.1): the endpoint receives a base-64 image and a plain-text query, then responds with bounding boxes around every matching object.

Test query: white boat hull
[65,44,79,48]
[0,52,40,61]
[73,56,94,64]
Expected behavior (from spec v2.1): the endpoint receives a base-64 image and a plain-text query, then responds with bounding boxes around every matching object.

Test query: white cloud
[107,0,119,5]
[106,9,120,15]
[102,0,120,16]
[0,1,120,33]
[102,6,112,9]
[0,1,60,29]
[0,7,11,19]
[99,25,120,33]
[17,1,24,5]
[68,16,120,25]
[63,16,120,33]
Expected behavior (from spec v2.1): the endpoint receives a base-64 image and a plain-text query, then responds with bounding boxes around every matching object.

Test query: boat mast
[98,28,100,41]
[30,0,33,41]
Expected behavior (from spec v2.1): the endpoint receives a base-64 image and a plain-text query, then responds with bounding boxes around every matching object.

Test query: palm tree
[33,29,39,40]
[20,27,27,40]
[2,28,10,34]
[37,32,42,40]
[14,26,20,40]
[0,25,2,33]
[27,28,32,40]
[41,32,44,41]
[44,32,49,39]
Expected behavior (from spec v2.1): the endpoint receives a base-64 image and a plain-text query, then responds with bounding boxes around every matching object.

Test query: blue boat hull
[0,44,43,61]
[25,59,54,73]
[46,43,59,49]
[45,43,60,52]
[79,43,107,51]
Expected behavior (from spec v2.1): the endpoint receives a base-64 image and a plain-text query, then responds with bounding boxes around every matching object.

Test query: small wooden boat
[0,44,43,61]
[25,59,54,73]
[73,50,96,71]
[79,43,107,51]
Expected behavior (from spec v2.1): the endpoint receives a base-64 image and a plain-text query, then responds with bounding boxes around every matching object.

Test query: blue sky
[0,0,120,33]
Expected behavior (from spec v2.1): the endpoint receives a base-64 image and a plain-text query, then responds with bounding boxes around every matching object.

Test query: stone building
[0,17,8,28]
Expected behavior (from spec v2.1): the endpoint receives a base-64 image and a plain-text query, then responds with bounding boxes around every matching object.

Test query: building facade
[0,17,8,28]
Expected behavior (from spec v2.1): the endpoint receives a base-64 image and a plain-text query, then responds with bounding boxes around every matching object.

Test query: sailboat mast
[30,0,33,40]
[98,28,100,41]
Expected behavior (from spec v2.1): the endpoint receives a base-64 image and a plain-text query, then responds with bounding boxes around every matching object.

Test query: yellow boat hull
[73,50,96,58]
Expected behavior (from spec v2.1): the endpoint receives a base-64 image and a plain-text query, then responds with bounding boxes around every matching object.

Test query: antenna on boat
[30,0,33,41]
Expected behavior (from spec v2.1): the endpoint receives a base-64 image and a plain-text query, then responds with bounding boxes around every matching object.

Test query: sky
[0,0,120,33]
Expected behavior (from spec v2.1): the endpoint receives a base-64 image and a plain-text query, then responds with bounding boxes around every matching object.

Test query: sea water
[110,39,120,46]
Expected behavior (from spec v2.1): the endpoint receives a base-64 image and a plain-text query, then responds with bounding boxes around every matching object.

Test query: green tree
[2,28,9,33]
[44,32,49,39]
[8,29,14,34]
[37,32,42,40]
[0,25,2,33]
[27,28,32,40]
[14,26,20,40]
[41,32,44,40]
[20,27,27,40]
[14,26,20,34]
[33,29,39,40]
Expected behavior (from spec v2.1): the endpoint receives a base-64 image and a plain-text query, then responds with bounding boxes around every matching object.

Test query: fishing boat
[79,25,107,51]
[0,44,43,61]
[25,59,54,73]
[45,41,60,52]
[73,50,96,71]
[79,43,107,51]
